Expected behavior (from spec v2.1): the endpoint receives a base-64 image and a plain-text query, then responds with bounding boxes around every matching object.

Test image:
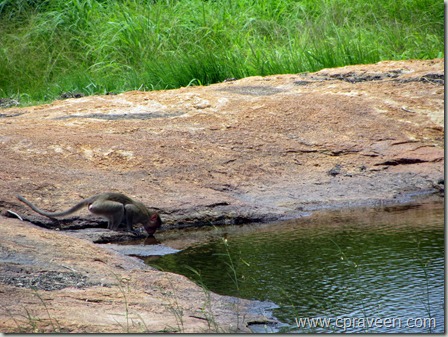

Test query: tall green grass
[0,0,444,104]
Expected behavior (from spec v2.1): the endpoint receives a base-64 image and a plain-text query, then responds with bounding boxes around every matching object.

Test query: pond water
[147,202,444,333]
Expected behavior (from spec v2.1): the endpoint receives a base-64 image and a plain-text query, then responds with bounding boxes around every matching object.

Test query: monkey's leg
[124,204,139,232]
[88,201,124,230]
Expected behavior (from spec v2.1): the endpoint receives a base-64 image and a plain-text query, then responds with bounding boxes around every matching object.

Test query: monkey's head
[144,212,162,235]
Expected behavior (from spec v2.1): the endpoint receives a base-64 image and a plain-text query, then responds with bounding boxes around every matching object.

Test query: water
[148,202,444,333]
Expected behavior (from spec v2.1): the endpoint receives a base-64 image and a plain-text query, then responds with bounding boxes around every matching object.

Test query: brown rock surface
[0,59,444,332]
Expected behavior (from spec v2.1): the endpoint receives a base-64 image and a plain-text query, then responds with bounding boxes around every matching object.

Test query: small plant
[156,274,186,333]
[414,239,435,333]
[184,266,222,332]
[110,272,151,333]
[2,289,62,333]
[111,273,132,332]
[213,237,251,331]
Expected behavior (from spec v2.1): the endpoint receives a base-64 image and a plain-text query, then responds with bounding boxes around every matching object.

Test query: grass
[0,0,444,105]
[152,237,248,332]
[2,290,63,333]
[3,272,215,333]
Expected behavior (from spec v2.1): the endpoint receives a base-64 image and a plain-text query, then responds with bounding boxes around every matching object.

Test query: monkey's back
[97,192,135,205]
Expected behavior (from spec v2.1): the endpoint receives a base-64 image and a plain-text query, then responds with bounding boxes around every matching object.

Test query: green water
[149,203,444,333]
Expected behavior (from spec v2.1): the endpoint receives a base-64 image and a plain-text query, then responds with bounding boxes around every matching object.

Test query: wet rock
[98,243,180,257]
[217,85,285,96]
[328,164,342,176]
[432,178,444,196]
[64,228,142,243]
[60,91,85,99]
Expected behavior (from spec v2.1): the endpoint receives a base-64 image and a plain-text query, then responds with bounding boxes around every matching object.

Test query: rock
[328,164,342,176]
[0,98,20,108]
[0,217,271,332]
[1,59,443,226]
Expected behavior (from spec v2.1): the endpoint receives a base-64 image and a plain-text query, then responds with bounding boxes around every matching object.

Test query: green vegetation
[0,0,443,105]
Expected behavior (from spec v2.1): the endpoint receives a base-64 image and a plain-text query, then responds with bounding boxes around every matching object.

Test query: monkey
[17,192,162,235]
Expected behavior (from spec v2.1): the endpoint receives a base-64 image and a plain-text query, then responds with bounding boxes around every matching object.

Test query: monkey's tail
[17,195,90,218]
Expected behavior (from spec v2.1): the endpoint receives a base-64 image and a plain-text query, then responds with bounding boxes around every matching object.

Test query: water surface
[148,202,444,333]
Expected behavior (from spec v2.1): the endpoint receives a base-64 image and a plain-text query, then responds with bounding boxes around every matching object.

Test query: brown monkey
[17,192,162,235]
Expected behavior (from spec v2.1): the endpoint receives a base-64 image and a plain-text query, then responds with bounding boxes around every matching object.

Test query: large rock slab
[1,59,443,227]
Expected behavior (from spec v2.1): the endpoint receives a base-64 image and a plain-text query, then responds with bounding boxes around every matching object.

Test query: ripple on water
[150,203,444,333]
